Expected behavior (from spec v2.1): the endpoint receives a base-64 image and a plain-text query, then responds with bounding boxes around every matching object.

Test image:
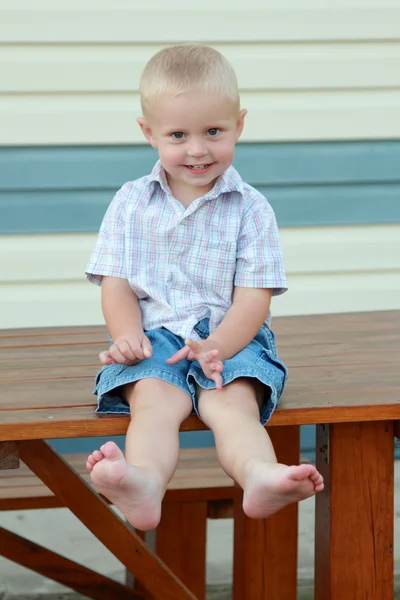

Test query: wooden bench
[1,311,399,600]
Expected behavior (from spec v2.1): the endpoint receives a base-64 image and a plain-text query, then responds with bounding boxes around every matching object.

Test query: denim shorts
[94,318,288,425]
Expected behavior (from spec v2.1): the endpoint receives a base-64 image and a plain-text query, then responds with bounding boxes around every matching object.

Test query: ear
[137,117,157,148]
[235,108,247,142]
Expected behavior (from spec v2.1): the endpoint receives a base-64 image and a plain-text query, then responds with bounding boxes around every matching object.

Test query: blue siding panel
[1,141,400,233]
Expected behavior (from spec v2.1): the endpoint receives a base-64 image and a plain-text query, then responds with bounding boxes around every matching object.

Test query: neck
[166,174,216,207]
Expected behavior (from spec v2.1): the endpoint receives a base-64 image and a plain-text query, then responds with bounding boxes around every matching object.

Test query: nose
[187,138,207,158]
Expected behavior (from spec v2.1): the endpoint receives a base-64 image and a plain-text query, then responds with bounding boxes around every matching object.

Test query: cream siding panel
[2,91,400,145]
[1,225,399,329]
[1,2,400,145]
[1,8,399,43]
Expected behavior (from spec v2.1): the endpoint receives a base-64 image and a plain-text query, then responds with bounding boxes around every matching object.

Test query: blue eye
[207,128,220,136]
[171,132,185,139]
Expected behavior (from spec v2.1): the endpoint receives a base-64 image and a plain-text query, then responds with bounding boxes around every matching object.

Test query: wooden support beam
[0,527,143,600]
[315,421,394,600]
[0,441,19,470]
[19,440,196,600]
[233,425,299,600]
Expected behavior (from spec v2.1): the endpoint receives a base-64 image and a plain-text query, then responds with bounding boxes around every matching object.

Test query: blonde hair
[139,45,239,113]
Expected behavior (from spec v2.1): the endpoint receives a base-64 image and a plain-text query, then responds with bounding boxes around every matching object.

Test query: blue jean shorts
[94,318,288,425]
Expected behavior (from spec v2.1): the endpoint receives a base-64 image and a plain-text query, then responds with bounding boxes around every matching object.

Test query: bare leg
[87,379,192,530]
[198,378,324,519]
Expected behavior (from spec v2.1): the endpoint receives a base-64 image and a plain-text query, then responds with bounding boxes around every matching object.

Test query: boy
[85,45,323,531]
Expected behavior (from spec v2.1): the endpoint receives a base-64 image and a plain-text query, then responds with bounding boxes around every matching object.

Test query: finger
[129,344,146,361]
[142,336,153,358]
[99,351,116,365]
[185,338,203,354]
[166,345,191,364]
[204,349,220,363]
[211,371,223,389]
[109,345,131,364]
[117,340,138,361]
[213,361,224,373]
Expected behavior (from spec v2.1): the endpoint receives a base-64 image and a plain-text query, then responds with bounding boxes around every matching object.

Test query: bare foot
[86,441,163,530]
[243,462,324,519]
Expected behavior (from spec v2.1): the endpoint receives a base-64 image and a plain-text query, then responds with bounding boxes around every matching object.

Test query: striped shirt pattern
[86,161,287,340]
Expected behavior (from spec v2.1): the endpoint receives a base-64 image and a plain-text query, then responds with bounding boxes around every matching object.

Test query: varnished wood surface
[314,421,394,600]
[0,527,144,600]
[0,448,234,509]
[19,440,197,600]
[1,311,399,440]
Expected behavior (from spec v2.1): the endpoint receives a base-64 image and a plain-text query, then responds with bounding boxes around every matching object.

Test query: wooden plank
[0,441,19,470]
[0,364,99,381]
[0,332,107,347]
[314,421,394,600]
[274,310,398,337]
[0,358,399,411]
[0,449,234,503]
[0,527,143,600]
[1,333,399,372]
[0,326,105,338]
[233,425,299,600]
[2,403,400,443]
[18,440,196,600]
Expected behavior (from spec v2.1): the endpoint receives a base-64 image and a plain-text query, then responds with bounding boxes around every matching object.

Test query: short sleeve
[85,186,128,286]
[234,196,287,295]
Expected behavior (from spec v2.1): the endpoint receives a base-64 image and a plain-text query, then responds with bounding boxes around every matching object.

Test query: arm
[207,286,272,360]
[99,277,152,364]
[101,276,144,340]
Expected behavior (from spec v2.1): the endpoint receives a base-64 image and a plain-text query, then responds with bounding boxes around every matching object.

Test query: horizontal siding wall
[1,1,400,145]
[1,225,400,329]
[1,141,400,234]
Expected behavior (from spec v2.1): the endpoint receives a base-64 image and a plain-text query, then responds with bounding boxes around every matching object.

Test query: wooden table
[1,311,399,599]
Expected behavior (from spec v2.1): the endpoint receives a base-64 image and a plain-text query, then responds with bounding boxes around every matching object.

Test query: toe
[86,461,93,472]
[287,464,314,482]
[100,441,124,461]
[92,450,104,462]
[87,455,96,466]
[310,470,323,485]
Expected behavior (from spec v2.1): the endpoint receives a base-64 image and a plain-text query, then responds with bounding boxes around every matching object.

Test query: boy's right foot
[86,441,163,531]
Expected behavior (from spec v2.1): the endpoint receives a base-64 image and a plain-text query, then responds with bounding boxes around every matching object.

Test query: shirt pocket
[187,240,237,298]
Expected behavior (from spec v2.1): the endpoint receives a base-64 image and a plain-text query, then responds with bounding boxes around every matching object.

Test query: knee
[124,378,192,420]
[198,378,261,421]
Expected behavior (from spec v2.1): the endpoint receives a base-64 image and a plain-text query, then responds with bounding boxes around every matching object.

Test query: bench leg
[130,501,208,600]
[233,425,299,600]
[0,527,142,600]
[315,422,394,600]
[19,440,196,600]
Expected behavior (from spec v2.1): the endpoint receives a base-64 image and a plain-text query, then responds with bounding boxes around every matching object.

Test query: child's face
[138,91,247,199]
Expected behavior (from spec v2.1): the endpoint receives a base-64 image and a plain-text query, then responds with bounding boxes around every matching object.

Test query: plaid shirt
[86,161,287,340]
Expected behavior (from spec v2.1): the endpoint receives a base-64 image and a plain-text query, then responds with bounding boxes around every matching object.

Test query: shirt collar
[149,161,245,199]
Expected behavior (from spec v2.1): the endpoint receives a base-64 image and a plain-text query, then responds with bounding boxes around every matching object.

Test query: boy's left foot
[243,462,324,519]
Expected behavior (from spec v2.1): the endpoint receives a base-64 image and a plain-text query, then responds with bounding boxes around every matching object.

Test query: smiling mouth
[184,163,213,171]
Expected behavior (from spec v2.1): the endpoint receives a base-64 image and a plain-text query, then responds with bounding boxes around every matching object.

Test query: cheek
[158,143,185,167]
[213,139,235,162]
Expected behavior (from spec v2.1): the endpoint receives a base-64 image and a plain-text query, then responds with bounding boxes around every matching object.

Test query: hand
[166,338,224,389]
[99,333,152,366]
